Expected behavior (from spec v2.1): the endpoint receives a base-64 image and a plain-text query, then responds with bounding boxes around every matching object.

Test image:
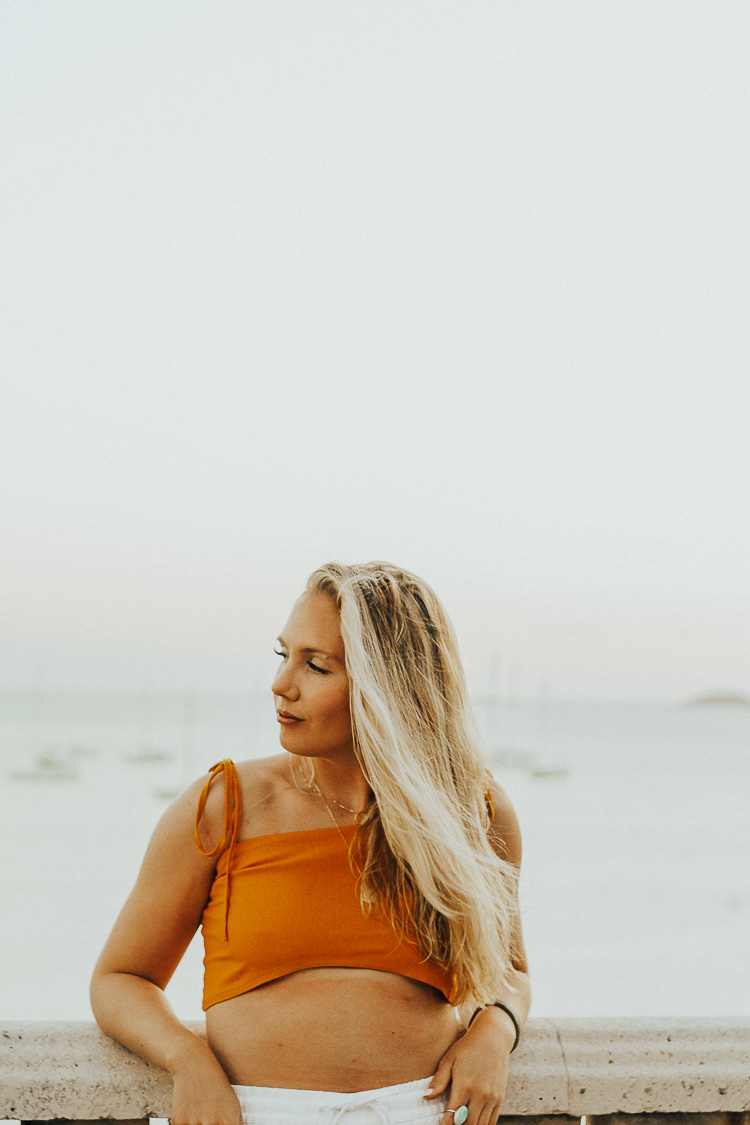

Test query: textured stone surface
[587,1115,749,1125]
[502,1020,569,1114]
[1,1019,749,1121]
[494,1118,581,1125]
[0,1022,203,1120]
[551,1018,750,1115]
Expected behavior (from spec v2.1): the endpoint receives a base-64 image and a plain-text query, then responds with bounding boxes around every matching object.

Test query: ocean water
[0,690,748,1021]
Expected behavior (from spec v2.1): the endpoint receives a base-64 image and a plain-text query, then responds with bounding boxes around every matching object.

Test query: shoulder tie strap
[195,759,242,939]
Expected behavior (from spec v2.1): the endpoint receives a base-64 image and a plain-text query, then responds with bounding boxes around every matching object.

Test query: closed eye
[275,648,329,675]
[308,661,330,675]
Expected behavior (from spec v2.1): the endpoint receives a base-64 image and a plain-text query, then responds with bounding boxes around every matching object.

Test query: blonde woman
[91,562,530,1125]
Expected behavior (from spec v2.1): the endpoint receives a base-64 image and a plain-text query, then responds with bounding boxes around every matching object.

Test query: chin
[281,742,307,756]
[279,731,308,754]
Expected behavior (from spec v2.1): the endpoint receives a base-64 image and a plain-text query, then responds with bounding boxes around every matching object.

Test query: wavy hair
[304,561,520,1006]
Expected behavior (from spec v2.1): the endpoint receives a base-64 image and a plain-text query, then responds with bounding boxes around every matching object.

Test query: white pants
[232,1075,447,1125]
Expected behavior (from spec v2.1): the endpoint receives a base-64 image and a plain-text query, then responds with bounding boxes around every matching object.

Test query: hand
[170,1054,244,1125]
[424,1007,516,1125]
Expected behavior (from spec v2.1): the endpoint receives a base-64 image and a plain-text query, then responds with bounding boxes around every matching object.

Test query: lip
[277,711,303,725]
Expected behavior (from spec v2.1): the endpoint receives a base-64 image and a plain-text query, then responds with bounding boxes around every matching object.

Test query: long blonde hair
[305,561,520,1006]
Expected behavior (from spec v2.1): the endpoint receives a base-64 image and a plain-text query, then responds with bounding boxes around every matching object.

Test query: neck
[294,754,372,813]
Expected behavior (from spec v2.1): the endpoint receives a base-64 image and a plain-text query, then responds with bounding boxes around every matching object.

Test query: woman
[91,561,530,1125]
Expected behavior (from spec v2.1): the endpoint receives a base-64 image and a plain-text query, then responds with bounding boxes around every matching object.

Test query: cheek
[319,683,351,728]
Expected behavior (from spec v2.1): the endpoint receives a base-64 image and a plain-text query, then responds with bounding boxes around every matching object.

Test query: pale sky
[1,2,748,700]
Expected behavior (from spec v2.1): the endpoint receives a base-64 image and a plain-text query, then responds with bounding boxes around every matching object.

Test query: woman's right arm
[90,776,243,1125]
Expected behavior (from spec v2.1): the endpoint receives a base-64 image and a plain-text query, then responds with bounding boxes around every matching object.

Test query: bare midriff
[206,967,462,1092]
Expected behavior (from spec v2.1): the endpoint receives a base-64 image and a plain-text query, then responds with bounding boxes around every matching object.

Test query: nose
[271,661,300,702]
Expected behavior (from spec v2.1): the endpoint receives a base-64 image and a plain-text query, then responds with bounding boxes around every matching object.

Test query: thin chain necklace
[291,758,367,878]
[310,774,360,816]
[291,757,368,828]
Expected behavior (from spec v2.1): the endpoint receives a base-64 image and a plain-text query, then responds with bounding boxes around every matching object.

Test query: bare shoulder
[236,752,290,793]
[486,777,523,867]
[192,754,290,847]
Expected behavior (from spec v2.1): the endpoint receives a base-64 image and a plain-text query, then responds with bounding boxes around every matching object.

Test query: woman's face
[271,590,354,761]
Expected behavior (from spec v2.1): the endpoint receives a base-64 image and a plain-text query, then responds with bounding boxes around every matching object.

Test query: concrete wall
[2,1019,750,1121]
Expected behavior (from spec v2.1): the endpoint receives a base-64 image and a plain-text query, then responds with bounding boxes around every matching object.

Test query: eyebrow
[276,637,342,661]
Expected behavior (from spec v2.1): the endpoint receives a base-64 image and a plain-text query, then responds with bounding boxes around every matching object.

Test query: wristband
[467,1001,521,1051]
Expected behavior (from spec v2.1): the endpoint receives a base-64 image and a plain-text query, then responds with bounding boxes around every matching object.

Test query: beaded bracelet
[467,1001,521,1052]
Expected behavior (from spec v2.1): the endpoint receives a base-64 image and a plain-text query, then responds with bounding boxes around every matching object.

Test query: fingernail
[425,1089,433,1096]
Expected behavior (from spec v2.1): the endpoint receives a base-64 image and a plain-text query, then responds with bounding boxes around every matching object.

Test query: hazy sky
[2,2,748,700]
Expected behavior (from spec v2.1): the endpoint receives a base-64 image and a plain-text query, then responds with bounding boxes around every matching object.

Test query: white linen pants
[232,1075,447,1125]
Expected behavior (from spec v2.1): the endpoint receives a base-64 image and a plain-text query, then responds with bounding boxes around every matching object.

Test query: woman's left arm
[425,780,531,1125]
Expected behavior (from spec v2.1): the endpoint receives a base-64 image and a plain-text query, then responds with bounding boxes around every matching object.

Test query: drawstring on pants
[328,1097,391,1125]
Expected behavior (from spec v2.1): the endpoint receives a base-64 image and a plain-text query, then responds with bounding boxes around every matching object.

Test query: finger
[474,1103,494,1125]
[424,1060,453,1099]
[442,1080,472,1125]
[440,1104,468,1125]
[489,1100,506,1125]
[474,1096,504,1125]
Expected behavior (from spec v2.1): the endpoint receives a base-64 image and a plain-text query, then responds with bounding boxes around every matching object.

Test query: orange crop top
[195,760,456,1010]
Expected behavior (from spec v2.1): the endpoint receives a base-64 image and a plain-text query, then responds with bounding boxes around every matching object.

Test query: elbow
[89,965,151,1030]
[89,963,115,1027]
[89,972,108,1032]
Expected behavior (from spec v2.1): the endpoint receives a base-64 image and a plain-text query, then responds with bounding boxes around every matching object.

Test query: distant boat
[490,745,569,779]
[125,749,172,764]
[10,751,79,782]
[153,784,184,801]
[687,693,750,707]
[153,690,195,800]
[128,678,172,766]
[530,762,570,780]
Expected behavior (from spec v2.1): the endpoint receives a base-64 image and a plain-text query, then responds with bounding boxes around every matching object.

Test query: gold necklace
[289,757,363,874]
[291,757,368,834]
[310,775,360,816]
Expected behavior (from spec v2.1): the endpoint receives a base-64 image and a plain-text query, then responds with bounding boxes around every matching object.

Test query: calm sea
[1,690,748,1020]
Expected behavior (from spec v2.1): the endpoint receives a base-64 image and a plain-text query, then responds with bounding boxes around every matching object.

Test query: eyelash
[274,649,330,675]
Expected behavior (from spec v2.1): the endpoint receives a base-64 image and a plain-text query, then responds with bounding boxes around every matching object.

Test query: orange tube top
[196,760,456,1011]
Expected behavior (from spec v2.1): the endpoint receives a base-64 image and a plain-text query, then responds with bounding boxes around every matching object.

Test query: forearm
[495,964,531,1034]
[459,966,531,1050]
[429,968,530,1114]
[90,970,221,1077]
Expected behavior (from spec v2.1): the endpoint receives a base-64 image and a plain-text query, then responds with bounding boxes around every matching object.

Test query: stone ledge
[1,1019,749,1120]
[547,1019,750,1115]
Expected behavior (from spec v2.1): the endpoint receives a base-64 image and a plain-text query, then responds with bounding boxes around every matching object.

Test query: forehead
[281,591,345,657]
